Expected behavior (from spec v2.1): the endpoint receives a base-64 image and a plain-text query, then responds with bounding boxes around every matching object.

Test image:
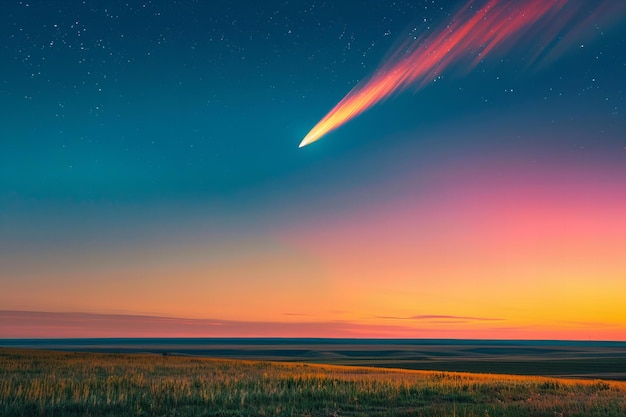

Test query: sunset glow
[2,124,624,340]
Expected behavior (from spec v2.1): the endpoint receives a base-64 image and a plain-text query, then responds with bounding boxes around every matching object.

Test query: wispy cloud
[376,314,504,322]
[0,310,421,338]
[559,321,623,328]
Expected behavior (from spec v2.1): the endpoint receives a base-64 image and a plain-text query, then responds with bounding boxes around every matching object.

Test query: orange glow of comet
[299,0,625,147]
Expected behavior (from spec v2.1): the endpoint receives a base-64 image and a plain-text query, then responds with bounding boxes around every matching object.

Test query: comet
[299,0,625,148]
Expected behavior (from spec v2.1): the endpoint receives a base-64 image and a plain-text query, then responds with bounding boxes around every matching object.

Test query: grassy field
[1,349,625,417]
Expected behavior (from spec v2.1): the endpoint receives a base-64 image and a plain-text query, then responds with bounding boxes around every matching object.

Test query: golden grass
[1,348,625,416]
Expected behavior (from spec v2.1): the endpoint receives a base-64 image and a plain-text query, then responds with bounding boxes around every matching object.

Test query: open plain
[1,347,625,417]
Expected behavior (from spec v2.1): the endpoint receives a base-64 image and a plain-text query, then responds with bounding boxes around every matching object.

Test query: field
[4,338,625,380]
[1,348,625,417]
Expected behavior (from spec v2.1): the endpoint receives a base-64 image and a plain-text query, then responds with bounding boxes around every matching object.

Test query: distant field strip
[4,338,625,380]
[1,349,625,417]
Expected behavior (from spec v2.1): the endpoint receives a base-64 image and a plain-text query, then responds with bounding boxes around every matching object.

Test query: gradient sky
[1,0,625,339]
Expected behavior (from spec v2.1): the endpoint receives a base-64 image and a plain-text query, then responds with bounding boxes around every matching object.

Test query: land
[1,348,625,417]
[3,338,626,380]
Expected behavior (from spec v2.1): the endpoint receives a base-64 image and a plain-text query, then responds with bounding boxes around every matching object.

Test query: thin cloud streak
[0,311,419,338]
[376,315,505,321]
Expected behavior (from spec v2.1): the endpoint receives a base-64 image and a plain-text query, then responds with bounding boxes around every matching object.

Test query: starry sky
[1,0,625,339]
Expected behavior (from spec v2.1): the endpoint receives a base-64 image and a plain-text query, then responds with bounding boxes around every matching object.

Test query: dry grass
[1,348,625,416]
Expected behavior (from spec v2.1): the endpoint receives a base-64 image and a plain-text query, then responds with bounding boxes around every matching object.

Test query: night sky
[1,0,625,339]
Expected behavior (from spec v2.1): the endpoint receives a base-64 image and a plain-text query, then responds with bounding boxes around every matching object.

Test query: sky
[0,0,624,340]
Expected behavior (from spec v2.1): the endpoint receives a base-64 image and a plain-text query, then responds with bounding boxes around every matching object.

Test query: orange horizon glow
[299,0,625,147]
[2,144,624,340]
